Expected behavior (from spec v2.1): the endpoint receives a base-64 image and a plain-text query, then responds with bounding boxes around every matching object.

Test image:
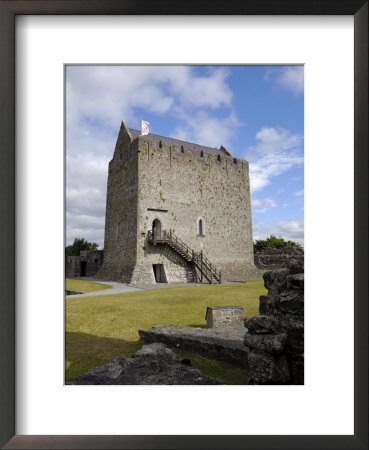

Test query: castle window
[200,150,204,157]
[159,140,162,149]
[197,217,205,237]
[233,158,237,164]
[217,155,221,163]
[181,146,184,153]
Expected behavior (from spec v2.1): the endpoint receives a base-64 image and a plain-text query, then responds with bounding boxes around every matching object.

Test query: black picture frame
[0,1,367,449]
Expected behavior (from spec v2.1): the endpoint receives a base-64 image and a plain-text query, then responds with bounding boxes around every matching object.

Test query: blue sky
[66,65,304,247]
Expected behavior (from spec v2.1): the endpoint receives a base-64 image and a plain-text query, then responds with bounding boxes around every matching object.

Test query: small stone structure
[205,306,244,328]
[65,250,104,278]
[254,246,304,270]
[66,343,223,385]
[243,258,304,384]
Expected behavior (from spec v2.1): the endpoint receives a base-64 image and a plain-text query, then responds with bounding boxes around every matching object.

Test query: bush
[254,235,302,253]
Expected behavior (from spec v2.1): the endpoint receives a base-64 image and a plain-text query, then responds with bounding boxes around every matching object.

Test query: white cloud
[294,190,304,197]
[66,66,233,130]
[265,66,304,96]
[252,198,276,213]
[251,127,302,152]
[171,110,242,148]
[247,127,304,192]
[253,218,304,245]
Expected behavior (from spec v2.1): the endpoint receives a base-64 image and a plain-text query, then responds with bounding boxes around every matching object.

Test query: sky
[66,65,304,248]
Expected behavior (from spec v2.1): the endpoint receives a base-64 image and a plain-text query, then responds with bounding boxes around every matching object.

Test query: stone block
[263,268,289,294]
[277,293,304,316]
[248,352,290,384]
[244,315,280,334]
[244,331,287,354]
[205,305,245,328]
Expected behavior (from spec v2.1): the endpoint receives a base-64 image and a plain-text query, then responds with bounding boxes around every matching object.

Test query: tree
[253,235,302,253]
[65,238,99,257]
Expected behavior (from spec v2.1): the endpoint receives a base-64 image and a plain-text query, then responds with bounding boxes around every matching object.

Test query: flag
[141,120,150,135]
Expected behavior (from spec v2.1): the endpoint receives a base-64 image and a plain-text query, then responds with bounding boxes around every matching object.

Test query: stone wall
[98,120,260,284]
[80,250,104,277]
[244,258,304,384]
[135,131,259,283]
[65,250,104,278]
[254,246,304,270]
[97,122,139,282]
[65,256,80,278]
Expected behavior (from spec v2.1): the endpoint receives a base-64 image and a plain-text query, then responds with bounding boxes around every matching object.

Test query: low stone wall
[254,246,304,270]
[243,258,304,384]
[139,323,248,368]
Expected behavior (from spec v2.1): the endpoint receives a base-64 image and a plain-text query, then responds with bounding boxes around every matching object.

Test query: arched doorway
[152,219,162,241]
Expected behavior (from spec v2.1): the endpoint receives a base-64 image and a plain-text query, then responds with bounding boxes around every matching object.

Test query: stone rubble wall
[244,258,304,384]
[254,246,304,270]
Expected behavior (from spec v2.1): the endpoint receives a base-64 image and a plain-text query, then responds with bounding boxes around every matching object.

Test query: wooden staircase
[147,229,221,284]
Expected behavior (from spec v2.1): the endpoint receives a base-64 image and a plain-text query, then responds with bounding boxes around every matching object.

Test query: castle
[97,121,260,285]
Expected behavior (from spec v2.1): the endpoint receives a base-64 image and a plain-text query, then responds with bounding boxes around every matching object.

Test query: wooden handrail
[148,228,221,283]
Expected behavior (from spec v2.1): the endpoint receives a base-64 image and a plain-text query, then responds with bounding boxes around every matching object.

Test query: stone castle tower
[97,121,260,284]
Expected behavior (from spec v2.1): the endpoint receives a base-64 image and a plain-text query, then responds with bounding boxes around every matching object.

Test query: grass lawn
[66,279,266,384]
[66,278,113,293]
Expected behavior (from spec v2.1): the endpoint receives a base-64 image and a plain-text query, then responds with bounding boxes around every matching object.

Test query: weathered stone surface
[288,355,304,385]
[254,246,304,270]
[244,315,280,334]
[287,273,304,291]
[139,323,248,368]
[288,258,304,274]
[248,352,290,384]
[278,293,304,316]
[243,331,287,354]
[206,305,244,328]
[245,266,304,385]
[66,343,223,385]
[259,294,279,316]
[263,269,289,295]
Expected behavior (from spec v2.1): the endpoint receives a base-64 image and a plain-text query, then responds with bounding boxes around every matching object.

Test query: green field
[66,279,266,384]
[66,278,113,293]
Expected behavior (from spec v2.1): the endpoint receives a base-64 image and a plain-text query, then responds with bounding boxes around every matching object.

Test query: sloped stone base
[139,323,248,368]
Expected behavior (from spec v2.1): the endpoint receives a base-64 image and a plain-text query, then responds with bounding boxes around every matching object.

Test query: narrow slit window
[198,218,205,236]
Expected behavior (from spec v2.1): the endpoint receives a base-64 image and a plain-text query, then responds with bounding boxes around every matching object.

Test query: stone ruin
[244,258,304,384]
[254,245,304,270]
